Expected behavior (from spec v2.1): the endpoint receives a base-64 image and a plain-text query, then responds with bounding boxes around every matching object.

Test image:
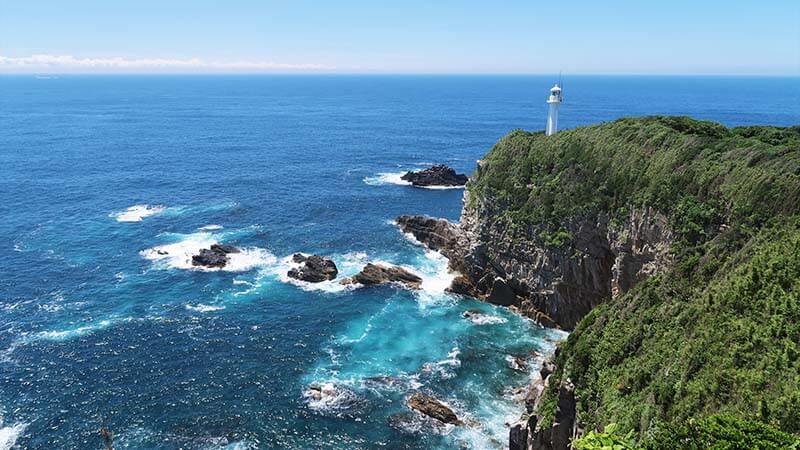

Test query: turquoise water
[1,75,798,449]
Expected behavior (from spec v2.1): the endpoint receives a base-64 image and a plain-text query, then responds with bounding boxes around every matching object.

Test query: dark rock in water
[400,164,468,187]
[288,254,338,282]
[407,393,463,425]
[210,243,240,254]
[191,244,240,268]
[507,355,528,372]
[342,263,422,289]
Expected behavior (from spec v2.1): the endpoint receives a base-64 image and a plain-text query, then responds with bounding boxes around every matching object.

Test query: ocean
[1,75,798,449]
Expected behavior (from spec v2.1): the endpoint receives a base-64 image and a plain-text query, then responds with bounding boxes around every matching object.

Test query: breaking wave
[185,304,225,313]
[140,230,275,272]
[0,422,26,450]
[111,201,238,223]
[110,204,166,222]
[363,172,411,186]
[466,313,508,325]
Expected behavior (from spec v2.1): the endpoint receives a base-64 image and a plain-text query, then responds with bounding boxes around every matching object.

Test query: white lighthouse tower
[545,84,562,136]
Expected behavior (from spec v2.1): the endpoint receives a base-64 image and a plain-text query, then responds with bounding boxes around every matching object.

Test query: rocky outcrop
[407,393,463,425]
[401,164,468,187]
[342,263,423,289]
[191,244,240,268]
[399,206,671,449]
[508,353,579,450]
[396,204,673,330]
[287,254,338,282]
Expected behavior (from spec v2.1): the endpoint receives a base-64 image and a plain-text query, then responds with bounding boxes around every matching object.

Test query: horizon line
[2,72,799,77]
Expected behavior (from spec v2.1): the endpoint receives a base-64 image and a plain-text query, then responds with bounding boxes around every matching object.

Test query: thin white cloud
[0,54,331,73]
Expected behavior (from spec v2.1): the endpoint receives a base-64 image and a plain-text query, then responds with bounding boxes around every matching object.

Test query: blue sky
[1,0,798,74]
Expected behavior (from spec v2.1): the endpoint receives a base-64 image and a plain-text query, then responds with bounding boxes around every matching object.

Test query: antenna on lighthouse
[545,79,563,136]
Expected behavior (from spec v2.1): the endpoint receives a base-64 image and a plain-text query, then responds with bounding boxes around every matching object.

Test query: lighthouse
[545,84,562,136]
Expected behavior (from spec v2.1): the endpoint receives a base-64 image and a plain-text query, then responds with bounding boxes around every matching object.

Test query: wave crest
[140,231,276,272]
[363,172,411,186]
[0,422,27,450]
[110,204,166,222]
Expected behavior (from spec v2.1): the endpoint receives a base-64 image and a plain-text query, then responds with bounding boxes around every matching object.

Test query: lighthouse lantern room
[545,84,562,136]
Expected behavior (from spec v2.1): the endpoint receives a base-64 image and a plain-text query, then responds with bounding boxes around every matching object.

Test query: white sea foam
[112,201,238,223]
[467,313,508,325]
[363,172,412,186]
[25,317,127,343]
[110,204,167,222]
[0,422,26,450]
[418,249,455,293]
[185,304,225,313]
[303,382,362,414]
[420,346,462,380]
[219,441,257,450]
[140,231,276,272]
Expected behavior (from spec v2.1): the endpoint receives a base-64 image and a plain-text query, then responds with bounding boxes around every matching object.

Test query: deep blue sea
[1,75,799,450]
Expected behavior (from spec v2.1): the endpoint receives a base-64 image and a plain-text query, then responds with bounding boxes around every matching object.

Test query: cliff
[398,116,800,448]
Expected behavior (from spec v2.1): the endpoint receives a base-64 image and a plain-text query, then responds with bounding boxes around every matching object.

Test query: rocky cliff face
[397,194,674,450]
[398,197,673,331]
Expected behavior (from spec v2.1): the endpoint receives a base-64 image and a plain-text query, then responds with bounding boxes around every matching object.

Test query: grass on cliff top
[468,116,800,246]
[494,117,800,443]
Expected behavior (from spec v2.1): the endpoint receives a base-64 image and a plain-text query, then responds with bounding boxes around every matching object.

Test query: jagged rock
[396,215,463,254]
[528,380,577,450]
[400,164,468,187]
[191,243,241,268]
[407,393,463,425]
[287,254,338,282]
[447,274,475,296]
[507,355,528,372]
[540,360,556,379]
[342,263,422,289]
[509,420,529,450]
[402,204,672,330]
[487,277,517,306]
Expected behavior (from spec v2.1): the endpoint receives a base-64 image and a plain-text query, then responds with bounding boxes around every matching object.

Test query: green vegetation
[470,117,800,445]
[573,423,636,450]
[469,116,800,245]
[573,416,800,449]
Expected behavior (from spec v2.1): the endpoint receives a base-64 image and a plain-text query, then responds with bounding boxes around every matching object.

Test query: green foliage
[546,219,800,438]
[574,423,637,450]
[573,415,799,450]
[644,415,800,450]
[468,116,800,247]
